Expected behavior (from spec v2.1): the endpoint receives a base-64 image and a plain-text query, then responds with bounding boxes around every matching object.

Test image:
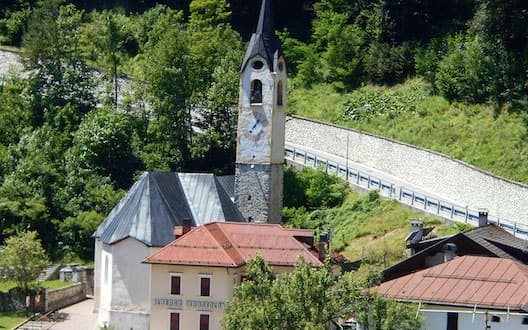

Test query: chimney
[183,218,192,234]
[174,218,193,240]
[407,219,424,255]
[478,209,488,227]
[410,219,424,242]
[318,228,332,261]
[318,232,328,261]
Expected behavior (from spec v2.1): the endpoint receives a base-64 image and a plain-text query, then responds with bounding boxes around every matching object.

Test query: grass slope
[285,189,466,268]
[289,80,528,184]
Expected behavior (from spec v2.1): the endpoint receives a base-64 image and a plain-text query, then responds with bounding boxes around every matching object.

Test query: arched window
[277,81,283,106]
[250,80,262,104]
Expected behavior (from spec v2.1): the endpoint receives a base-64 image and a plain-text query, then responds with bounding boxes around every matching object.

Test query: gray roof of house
[241,0,283,72]
[93,172,244,247]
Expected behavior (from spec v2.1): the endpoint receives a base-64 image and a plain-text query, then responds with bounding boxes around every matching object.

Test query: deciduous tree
[0,231,49,295]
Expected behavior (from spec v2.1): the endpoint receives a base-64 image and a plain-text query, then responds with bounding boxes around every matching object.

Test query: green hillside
[289,80,528,184]
[282,167,466,268]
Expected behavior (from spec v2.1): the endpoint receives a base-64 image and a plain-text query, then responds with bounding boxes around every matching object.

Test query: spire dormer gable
[241,0,283,73]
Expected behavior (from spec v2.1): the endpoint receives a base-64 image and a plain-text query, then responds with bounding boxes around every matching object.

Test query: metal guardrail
[285,144,528,238]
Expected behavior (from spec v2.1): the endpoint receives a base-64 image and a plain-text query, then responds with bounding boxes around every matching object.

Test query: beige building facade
[149,265,237,330]
[144,222,324,330]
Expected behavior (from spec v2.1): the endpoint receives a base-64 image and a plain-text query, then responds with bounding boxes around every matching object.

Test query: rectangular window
[199,314,209,330]
[447,312,458,330]
[170,275,181,295]
[170,312,180,330]
[200,276,210,297]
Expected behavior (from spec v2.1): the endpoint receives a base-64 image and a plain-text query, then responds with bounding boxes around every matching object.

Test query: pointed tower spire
[256,0,274,36]
[241,0,283,71]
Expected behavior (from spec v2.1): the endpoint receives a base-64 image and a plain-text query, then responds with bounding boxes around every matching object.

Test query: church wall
[285,116,528,224]
[97,238,159,329]
[93,239,102,312]
[97,242,113,327]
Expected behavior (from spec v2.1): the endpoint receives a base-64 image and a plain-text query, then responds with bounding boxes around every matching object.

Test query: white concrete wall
[96,238,160,329]
[285,116,528,224]
[93,239,102,312]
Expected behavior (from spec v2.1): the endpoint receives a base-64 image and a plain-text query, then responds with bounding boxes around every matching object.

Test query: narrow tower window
[277,81,283,106]
[250,80,263,104]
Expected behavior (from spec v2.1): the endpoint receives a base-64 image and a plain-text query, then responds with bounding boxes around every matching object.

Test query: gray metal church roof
[93,172,244,247]
[241,0,283,72]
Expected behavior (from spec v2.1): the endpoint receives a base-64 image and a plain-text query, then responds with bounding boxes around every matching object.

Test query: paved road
[48,298,97,330]
[17,298,97,330]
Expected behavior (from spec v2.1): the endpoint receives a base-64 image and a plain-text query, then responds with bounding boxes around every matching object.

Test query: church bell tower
[234,0,287,224]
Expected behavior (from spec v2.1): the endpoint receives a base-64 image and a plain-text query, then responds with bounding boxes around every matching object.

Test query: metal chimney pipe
[478,209,488,227]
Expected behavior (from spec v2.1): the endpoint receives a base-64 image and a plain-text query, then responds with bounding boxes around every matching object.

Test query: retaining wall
[45,283,86,311]
[285,116,528,224]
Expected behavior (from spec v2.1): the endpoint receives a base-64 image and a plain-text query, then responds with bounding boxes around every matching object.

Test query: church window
[277,81,283,106]
[252,60,264,70]
[250,80,263,104]
[104,255,109,285]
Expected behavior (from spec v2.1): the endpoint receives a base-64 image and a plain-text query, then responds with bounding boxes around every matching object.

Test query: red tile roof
[379,255,528,311]
[144,222,324,268]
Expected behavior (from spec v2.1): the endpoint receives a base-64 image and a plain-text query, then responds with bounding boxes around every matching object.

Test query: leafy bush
[283,166,349,209]
[435,35,494,103]
[344,79,431,121]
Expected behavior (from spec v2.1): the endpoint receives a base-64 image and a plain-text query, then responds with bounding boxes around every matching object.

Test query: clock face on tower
[246,111,267,140]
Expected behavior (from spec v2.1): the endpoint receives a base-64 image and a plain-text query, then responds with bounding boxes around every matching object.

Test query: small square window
[491,315,500,323]
[171,275,181,295]
[199,314,210,330]
[200,276,211,297]
[522,317,528,325]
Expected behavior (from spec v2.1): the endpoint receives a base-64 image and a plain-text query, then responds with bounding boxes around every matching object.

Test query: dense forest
[0,0,527,261]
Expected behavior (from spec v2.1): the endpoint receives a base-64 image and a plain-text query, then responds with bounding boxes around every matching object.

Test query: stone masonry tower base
[235,164,283,224]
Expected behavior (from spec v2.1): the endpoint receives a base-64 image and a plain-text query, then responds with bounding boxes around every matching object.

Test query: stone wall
[285,116,528,224]
[0,288,25,312]
[45,283,86,311]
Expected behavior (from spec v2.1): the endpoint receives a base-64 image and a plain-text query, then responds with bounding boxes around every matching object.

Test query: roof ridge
[206,223,243,266]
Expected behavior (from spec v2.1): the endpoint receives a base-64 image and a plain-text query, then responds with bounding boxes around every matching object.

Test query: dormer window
[277,81,283,106]
[250,80,263,104]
